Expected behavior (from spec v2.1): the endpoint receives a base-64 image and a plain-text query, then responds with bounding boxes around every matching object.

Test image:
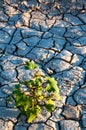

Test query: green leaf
[23,80,31,86]
[6,95,13,102]
[15,84,21,89]
[27,112,37,123]
[15,95,24,106]
[13,84,21,95]
[46,77,59,93]
[54,93,61,100]
[47,99,55,105]
[24,98,32,111]
[45,104,55,112]
[25,61,38,70]
[27,105,41,123]
[46,84,55,93]
[45,99,55,112]
[37,89,42,96]
[35,78,42,86]
[39,96,44,100]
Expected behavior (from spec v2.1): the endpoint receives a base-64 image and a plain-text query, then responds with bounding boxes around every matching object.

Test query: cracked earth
[0,0,86,129]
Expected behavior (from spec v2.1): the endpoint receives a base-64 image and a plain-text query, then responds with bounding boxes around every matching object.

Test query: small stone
[62,105,80,120]
[74,88,86,105]
[82,114,86,127]
[60,120,80,130]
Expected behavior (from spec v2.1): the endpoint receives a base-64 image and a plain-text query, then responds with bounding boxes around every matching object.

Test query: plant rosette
[9,61,61,123]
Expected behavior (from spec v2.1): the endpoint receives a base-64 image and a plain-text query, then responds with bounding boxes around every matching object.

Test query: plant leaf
[45,104,55,112]
[25,61,38,70]
[24,98,32,111]
[45,99,55,112]
[46,77,59,93]
[54,93,61,100]
[27,105,41,123]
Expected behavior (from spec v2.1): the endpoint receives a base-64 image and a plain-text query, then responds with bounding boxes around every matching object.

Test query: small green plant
[9,61,61,123]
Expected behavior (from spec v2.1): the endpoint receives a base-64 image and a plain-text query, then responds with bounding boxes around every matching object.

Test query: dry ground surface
[0,0,86,129]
